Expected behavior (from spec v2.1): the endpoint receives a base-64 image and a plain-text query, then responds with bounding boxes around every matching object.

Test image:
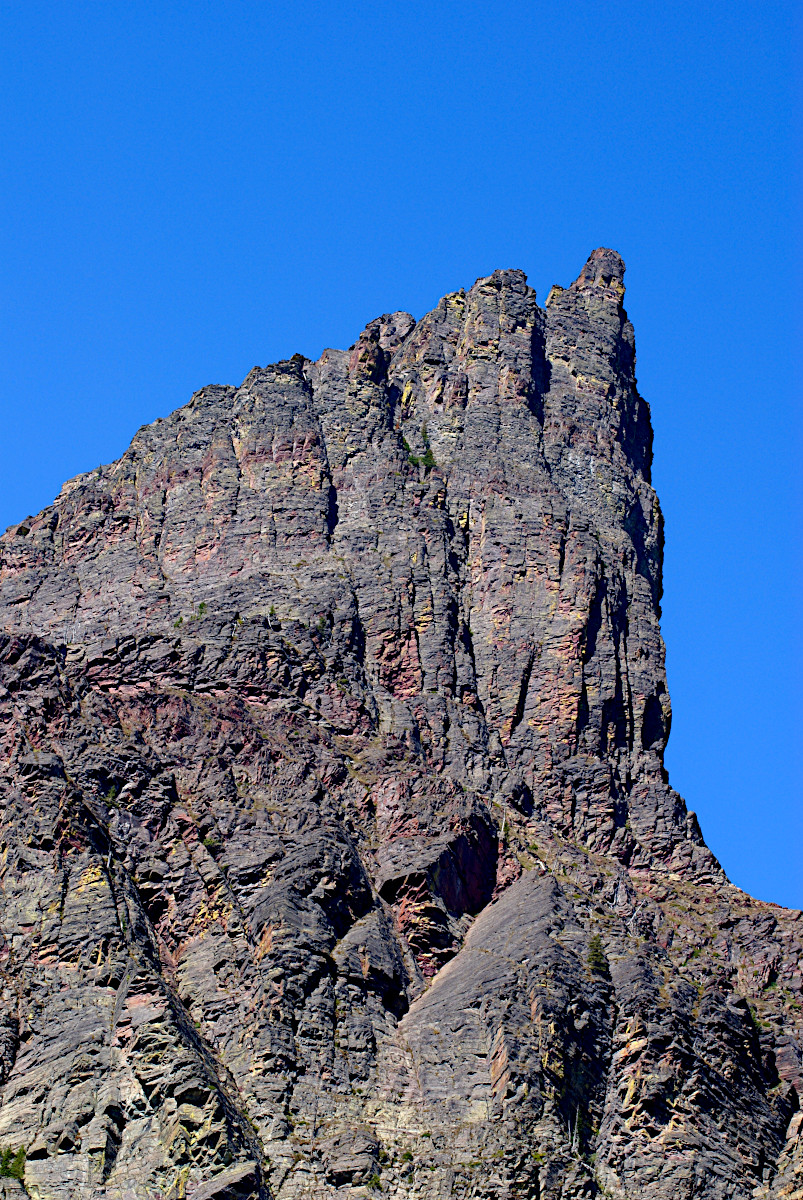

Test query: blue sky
[1,1,800,906]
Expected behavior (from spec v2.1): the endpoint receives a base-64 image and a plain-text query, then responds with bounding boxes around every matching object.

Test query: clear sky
[1,1,800,906]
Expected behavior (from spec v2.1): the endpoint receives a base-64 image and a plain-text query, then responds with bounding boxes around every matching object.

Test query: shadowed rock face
[0,249,800,1199]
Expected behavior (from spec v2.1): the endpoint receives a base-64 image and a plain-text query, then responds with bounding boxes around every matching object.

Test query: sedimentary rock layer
[0,250,800,1198]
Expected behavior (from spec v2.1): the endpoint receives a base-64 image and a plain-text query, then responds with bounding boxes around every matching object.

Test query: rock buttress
[0,252,800,1199]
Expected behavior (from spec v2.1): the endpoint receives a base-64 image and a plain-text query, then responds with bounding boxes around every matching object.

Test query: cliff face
[0,250,800,1199]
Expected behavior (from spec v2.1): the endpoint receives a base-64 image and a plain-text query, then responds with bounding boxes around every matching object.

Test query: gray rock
[0,250,799,1198]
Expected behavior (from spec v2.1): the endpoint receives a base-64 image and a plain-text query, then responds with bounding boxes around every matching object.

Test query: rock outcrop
[0,249,800,1199]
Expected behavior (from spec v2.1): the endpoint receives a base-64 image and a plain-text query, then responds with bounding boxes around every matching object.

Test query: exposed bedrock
[0,251,800,1198]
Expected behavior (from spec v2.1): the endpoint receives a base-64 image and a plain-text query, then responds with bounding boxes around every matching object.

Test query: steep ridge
[0,250,799,1198]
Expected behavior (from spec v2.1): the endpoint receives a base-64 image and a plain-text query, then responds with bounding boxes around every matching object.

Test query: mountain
[0,250,800,1199]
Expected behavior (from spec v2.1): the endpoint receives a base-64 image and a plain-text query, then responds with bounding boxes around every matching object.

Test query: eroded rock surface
[0,250,800,1198]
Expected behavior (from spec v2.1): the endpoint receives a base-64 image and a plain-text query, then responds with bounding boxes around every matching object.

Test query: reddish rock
[0,252,799,1198]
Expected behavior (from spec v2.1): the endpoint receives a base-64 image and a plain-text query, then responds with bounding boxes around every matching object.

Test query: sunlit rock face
[0,250,800,1199]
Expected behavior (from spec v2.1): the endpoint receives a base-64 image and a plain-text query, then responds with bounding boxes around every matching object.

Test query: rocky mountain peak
[0,252,800,1198]
[573,245,626,291]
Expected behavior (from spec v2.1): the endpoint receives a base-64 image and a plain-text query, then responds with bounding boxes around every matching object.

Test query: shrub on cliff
[0,1146,25,1179]
[587,934,610,977]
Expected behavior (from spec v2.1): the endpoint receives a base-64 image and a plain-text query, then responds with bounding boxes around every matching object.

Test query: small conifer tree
[587,934,610,977]
[0,1145,25,1178]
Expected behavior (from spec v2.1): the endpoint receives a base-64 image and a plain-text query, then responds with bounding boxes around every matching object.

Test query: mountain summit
[0,252,800,1198]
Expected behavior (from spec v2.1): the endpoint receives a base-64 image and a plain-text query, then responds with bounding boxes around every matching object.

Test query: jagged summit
[0,253,800,1197]
[576,245,626,285]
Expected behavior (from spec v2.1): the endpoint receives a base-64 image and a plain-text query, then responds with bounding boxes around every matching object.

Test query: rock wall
[0,250,800,1198]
